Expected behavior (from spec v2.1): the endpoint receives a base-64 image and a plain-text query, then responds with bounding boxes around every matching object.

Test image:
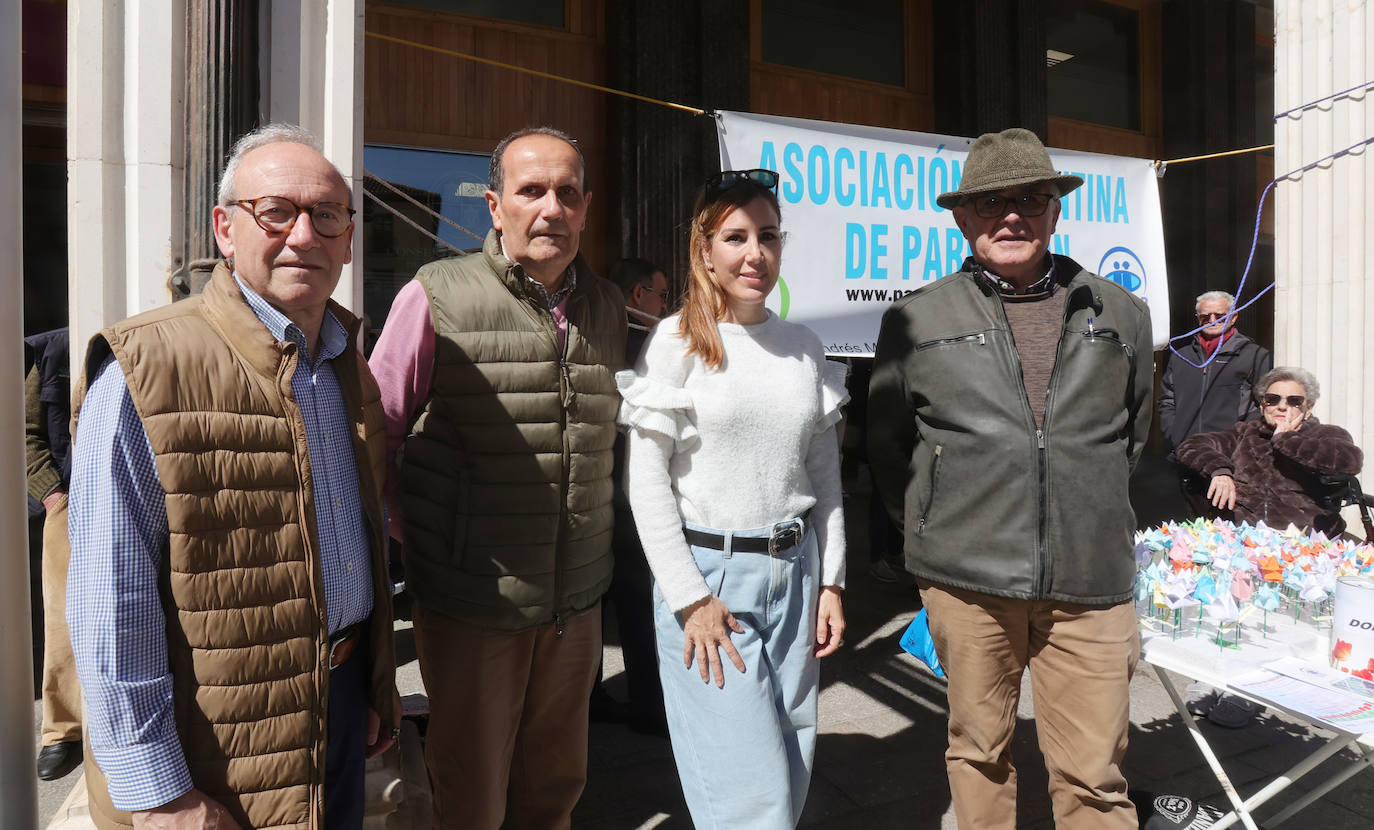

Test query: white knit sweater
[618,312,849,612]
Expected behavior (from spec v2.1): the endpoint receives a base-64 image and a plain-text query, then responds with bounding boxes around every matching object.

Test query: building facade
[27,0,1283,410]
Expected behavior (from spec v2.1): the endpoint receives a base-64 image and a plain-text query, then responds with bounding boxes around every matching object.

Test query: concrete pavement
[31,451,1374,827]
[572,452,1374,828]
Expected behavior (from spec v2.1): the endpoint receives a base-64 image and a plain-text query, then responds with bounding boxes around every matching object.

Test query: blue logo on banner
[1099,247,1145,293]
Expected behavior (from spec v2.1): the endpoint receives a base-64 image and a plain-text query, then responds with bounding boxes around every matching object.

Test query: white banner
[715,111,1169,355]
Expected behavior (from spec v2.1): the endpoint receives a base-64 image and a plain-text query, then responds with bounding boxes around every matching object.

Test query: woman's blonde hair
[680,183,782,370]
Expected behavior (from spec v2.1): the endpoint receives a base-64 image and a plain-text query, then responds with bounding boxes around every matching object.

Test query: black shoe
[1207,694,1261,728]
[37,740,82,781]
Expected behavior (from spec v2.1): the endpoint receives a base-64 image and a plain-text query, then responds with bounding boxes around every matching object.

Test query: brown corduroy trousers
[413,601,601,830]
[919,580,1140,829]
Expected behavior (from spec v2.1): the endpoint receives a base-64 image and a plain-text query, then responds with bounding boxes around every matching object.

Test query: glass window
[761,0,906,87]
[390,0,564,28]
[362,145,493,337]
[1046,0,1141,131]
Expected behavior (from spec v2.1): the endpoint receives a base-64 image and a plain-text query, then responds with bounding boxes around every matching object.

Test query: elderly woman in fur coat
[1176,366,1364,536]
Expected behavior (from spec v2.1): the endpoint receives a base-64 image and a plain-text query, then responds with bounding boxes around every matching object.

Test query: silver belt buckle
[768,519,803,555]
[328,625,360,671]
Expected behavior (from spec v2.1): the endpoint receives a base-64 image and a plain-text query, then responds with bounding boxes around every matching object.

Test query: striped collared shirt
[67,277,375,811]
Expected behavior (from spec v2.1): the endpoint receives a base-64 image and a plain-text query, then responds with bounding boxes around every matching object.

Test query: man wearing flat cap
[868,128,1152,828]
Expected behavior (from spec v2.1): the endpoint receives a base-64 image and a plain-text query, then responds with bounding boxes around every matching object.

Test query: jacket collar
[971,255,1061,297]
[231,273,349,366]
[481,228,591,307]
[964,254,1101,311]
[1183,328,1252,359]
[200,261,362,380]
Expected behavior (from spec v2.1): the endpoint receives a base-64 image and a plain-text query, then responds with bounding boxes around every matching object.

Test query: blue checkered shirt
[67,277,376,811]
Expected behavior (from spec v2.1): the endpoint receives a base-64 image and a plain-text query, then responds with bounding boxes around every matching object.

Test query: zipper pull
[554,612,565,635]
[1087,317,1096,336]
[561,362,577,409]
[1037,429,1045,450]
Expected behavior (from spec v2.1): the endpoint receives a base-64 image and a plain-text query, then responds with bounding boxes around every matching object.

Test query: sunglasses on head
[1262,394,1306,408]
[704,168,779,195]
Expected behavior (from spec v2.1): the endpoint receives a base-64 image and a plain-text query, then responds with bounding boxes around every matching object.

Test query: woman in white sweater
[618,169,848,828]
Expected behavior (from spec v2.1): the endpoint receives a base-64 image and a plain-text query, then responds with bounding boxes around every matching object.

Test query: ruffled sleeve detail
[816,359,851,433]
[616,370,698,446]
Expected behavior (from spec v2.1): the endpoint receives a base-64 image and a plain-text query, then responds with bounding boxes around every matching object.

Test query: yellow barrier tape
[364,31,707,116]
[1153,144,1274,170]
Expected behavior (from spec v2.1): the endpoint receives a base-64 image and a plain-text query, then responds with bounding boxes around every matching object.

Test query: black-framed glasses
[705,168,779,195]
[963,192,1057,219]
[1197,311,1231,322]
[232,196,356,238]
[1262,394,1306,408]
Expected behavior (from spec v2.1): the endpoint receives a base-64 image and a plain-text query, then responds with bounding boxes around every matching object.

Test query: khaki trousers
[41,495,82,746]
[919,581,1139,829]
[413,602,601,830]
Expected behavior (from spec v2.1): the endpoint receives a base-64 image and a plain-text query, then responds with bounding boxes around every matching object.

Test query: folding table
[1140,612,1374,829]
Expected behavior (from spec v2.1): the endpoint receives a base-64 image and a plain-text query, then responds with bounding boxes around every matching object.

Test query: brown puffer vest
[400,230,625,630]
[74,264,396,829]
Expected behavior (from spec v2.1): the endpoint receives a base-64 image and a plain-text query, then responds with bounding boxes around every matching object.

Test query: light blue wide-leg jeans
[654,520,820,829]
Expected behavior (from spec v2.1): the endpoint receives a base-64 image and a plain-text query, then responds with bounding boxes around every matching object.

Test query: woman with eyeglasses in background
[1176,366,1363,535]
[617,169,847,828]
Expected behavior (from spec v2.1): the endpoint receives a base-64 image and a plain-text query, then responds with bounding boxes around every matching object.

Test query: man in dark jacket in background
[595,257,670,734]
[1158,290,1272,513]
[869,129,1152,829]
[24,327,82,781]
[610,256,668,367]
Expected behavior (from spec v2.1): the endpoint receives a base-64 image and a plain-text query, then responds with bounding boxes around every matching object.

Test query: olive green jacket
[868,255,1153,604]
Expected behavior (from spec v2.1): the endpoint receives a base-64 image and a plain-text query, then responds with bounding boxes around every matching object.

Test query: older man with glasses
[869,128,1153,828]
[67,123,398,829]
[1159,290,1272,514]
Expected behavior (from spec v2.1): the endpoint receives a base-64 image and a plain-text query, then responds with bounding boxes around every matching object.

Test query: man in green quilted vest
[370,126,626,829]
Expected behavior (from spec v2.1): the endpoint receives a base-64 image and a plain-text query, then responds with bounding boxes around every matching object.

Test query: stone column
[175,0,259,299]
[1,0,40,819]
[260,0,365,315]
[67,0,187,371]
[1273,0,1374,472]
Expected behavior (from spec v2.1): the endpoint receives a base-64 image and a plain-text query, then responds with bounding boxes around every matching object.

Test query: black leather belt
[683,513,810,555]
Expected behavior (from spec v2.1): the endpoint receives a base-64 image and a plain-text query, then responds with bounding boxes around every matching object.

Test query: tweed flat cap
[936,128,1084,210]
